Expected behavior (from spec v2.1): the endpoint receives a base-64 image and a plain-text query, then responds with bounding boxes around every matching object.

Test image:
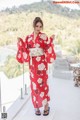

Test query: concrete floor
[13,74,80,120]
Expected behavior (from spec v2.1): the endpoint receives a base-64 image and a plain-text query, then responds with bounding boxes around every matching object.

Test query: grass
[0,56,29,79]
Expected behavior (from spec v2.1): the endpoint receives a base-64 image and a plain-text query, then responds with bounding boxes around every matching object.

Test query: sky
[0,0,80,11]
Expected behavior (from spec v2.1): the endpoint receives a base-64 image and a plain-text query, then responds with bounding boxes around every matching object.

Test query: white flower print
[35,43,40,48]
[40,85,42,87]
[41,74,43,76]
[19,41,22,46]
[33,96,36,102]
[38,63,45,70]
[47,39,50,44]
[28,37,32,42]
[40,92,44,98]
[32,82,36,90]
[25,44,27,48]
[48,47,52,54]
[42,98,47,106]
[37,78,42,84]
[42,59,44,62]
[50,58,54,62]
[23,52,27,59]
[45,87,47,90]
[36,101,38,104]
[40,33,47,40]
[36,57,41,62]
[18,54,21,59]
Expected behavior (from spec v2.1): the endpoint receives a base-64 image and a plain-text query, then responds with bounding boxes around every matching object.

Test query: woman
[16,17,56,116]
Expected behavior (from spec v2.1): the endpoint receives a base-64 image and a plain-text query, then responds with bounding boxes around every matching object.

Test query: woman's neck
[34,31,39,36]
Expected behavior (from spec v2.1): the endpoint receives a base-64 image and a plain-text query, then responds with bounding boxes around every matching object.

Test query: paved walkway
[13,74,80,120]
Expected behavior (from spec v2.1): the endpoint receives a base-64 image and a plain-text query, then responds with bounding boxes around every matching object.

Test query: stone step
[53,58,70,70]
[52,70,73,80]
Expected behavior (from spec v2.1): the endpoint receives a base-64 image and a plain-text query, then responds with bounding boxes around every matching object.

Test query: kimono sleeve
[24,35,30,62]
[44,36,56,63]
[16,37,30,63]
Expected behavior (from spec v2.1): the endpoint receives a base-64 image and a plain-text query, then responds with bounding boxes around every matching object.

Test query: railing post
[1,106,7,120]
[25,84,28,95]
[3,106,6,113]
[21,88,24,99]
[23,63,25,93]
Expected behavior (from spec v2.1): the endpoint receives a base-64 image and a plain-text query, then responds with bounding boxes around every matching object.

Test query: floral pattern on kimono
[16,32,56,108]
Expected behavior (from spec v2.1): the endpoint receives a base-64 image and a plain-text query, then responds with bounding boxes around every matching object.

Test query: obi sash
[29,48,44,65]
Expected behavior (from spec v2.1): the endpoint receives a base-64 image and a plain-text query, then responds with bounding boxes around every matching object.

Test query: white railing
[0,46,30,119]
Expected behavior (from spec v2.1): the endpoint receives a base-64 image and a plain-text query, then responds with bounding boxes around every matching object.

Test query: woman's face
[34,22,42,34]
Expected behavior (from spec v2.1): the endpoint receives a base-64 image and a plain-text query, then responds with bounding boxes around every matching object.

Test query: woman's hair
[33,17,43,28]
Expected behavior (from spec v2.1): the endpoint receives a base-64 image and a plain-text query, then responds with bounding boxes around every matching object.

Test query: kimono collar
[31,31,42,37]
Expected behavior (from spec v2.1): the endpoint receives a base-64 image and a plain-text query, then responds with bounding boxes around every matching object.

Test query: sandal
[43,107,50,116]
[35,109,41,116]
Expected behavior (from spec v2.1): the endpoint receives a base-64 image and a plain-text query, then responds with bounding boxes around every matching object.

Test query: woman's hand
[17,37,22,41]
[50,34,55,40]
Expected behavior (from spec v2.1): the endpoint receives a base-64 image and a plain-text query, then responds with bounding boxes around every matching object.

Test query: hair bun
[35,17,41,20]
[33,17,43,28]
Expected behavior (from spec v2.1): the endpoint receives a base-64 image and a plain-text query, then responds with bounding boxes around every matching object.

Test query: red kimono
[16,32,56,108]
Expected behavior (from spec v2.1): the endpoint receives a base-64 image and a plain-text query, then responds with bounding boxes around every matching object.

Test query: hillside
[1,1,80,18]
[0,1,80,78]
[0,1,80,54]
